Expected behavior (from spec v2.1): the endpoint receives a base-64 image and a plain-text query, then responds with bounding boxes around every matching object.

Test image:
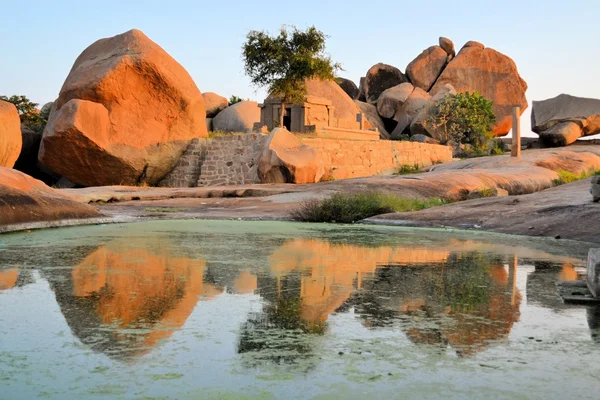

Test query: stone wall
[300,137,453,180]
[197,133,268,186]
[158,133,452,187]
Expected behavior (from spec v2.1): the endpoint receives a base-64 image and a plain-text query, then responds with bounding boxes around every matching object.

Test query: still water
[0,220,599,399]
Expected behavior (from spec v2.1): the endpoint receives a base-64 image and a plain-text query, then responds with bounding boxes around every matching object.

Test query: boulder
[304,79,363,123]
[592,176,600,203]
[588,248,600,297]
[538,121,583,147]
[391,88,431,138]
[439,37,455,57]
[531,94,600,146]
[406,46,448,91]
[410,84,457,141]
[202,92,228,117]
[212,100,260,133]
[206,118,213,132]
[376,83,414,119]
[355,100,389,139]
[430,43,527,136]
[39,29,207,187]
[410,134,440,144]
[336,77,360,100]
[258,128,324,184]
[0,167,100,228]
[14,124,55,183]
[358,77,366,101]
[0,100,22,168]
[363,63,409,104]
[464,41,484,49]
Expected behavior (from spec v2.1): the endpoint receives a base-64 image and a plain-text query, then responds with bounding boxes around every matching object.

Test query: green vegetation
[242,25,340,128]
[1,94,48,133]
[476,188,497,198]
[228,95,246,105]
[144,207,187,213]
[552,169,599,186]
[427,91,497,157]
[395,164,422,175]
[291,191,447,223]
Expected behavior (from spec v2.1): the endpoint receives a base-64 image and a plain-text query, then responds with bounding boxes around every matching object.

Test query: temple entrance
[283,108,292,131]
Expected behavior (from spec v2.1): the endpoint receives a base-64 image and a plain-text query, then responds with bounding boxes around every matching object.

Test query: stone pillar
[511,106,521,158]
[588,249,600,298]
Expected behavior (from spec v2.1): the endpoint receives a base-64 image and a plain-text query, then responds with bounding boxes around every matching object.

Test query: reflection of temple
[46,240,221,360]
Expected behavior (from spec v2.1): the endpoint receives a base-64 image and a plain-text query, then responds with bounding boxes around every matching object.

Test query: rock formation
[390,88,431,138]
[336,77,360,100]
[0,167,100,227]
[0,100,22,168]
[363,63,409,104]
[406,46,448,91]
[355,100,389,139]
[258,128,324,184]
[531,94,600,146]
[430,43,527,136]
[376,83,414,120]
[592,176,600,203]
[202,92,229,118]
[212,100,260,133]
[439,37,455,58]
[39,29,207,187]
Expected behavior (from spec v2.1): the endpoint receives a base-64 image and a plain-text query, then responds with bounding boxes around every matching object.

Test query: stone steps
[158,139,208,187]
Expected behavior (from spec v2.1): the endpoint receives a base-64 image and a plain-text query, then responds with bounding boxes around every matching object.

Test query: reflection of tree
[237,274,323,372]
[45,239,217,361]
[356,253,521,356]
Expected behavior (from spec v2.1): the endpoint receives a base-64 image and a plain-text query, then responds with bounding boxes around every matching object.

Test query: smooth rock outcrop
[376,83,414,119]
[430,44,527,136]
[0,167,100,227]
[336,77,360,100]
[532,94,600,146]
[202,92,229,117]
[592,176,600,203]
[406,46,448,91]
[0,100,22,168]
[355,100,389,139]
[212,100,260,133]
[258,128,324,184]
[391,87,431,138]
[39,29,207,187]
[363,63,409,104]
[439,37,455,57]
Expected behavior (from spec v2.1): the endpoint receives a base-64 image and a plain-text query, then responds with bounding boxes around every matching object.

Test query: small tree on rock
[0,94,46,133]
[427,91,496,154]
[242,25,340,128]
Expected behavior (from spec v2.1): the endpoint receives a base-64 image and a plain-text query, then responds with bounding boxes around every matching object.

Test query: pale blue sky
[1,0,598,135]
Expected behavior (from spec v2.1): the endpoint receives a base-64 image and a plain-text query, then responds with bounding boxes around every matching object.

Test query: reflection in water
[50,240,221,360]
[11,232,592,365]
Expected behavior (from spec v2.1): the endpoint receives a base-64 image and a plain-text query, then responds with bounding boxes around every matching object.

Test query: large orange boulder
[258,128,324,184]
[406,45,448,91]
[39,29,207,187]
[0,100,22,168]
[430,43,527,137]
[0,167,100,228]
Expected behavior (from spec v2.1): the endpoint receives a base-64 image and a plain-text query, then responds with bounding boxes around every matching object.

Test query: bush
[552,169,599,186]
[290,191,447,223]
[427,91,496,155]
[228,95,245,105]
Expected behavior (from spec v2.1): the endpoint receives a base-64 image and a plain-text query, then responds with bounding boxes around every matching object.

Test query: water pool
[0,220,598,399]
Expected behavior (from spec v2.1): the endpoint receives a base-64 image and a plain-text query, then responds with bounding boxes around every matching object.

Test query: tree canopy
[242,25,340,126]
[0,94,48,133]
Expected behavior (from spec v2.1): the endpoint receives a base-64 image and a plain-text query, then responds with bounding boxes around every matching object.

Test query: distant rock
[406,45,448,91]
[39,29,207,187]
[0,167,100,228]
[376,83,414,119]
[0,101,22,168]
[439,37,455,57]
[202,92,228,117]
[258,128,324,184]
[336,77,360,100]
[363,63,409,104]
[531,94,600,146]
[430,44,527,136]
[355,100,389,139]
[212,100,260,133]
[391,88,431,138]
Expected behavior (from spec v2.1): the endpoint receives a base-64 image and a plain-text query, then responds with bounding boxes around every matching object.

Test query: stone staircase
[157,139,208,187]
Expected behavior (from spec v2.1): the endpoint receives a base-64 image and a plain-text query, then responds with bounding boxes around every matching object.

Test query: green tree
[228,95,245,106]
[0,94,45,133]
[427,92,496,154]
[242,25,341,128]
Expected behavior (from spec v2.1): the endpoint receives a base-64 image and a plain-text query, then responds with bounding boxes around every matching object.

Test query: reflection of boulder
[46,239,219,360]
[0,268,19,290]
[356,253,521,356]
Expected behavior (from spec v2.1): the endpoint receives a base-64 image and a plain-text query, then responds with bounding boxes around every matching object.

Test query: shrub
[396,164,422,175]
[427,91,496,155]
[0,94,47,133]
[552,169,599,186]
[290,191,447,223]
[228,95,245,105]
